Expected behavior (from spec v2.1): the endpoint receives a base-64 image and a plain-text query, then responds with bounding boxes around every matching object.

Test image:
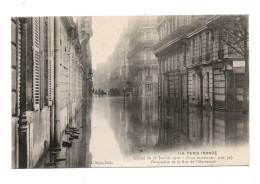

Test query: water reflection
[44,96,248,167]
[109,97,159,154]
[62,99,93,168]
[103,97,248,155]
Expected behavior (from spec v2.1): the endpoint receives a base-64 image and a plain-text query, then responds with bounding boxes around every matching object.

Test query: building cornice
[154,22,211,54]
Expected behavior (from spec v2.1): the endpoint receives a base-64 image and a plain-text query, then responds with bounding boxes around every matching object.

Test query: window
[146,31,151,40]
[192,39,195,57]
[192,74,196,96]
[32,17,40,111]
[199,36,202,56]
[85,22,89,29]
[179,16,184,27]
[164,60,167,72]
[167,21,171,35]
[148,68,150,76]
[159,28,162,41]
[219,29,223,50]
[172,17,175,31]
[174,54,177,70]
[186,16,191,25]
[205,72,210,97]
[170,55,173,70]
[177,53,180,69]
[146,84,152,95]
[206,32,210,54]
[175,16,179,29]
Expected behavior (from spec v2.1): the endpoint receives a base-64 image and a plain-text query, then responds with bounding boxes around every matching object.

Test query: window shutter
[32,17,40,111]
[17,19,21,116]
[47,17,54,106]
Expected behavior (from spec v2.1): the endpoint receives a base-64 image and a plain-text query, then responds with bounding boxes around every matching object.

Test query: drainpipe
[18,18,28,168]
[54,17,61,148]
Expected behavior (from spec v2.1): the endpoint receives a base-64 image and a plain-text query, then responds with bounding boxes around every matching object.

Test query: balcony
[139,40,158,48]
[136,59,158,67]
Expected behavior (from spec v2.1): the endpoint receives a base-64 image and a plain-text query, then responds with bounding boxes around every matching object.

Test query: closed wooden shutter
[47,17,54,106]
[17,19,21,115]
[32,17,40,111]
[40,17,45,110]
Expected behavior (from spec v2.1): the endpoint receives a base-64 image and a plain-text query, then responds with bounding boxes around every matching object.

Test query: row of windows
[159,16,194,41]
[159,51,185,73]
[139,50,156,61]
[158,29,234,73]
[141,30,158,41]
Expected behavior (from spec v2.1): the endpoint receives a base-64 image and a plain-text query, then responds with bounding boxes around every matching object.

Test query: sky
[90,16,129,70]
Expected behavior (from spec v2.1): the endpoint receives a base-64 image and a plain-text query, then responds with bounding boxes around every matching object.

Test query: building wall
[155,15,247,111]
[11,17,93,168]
[11,18,20,168]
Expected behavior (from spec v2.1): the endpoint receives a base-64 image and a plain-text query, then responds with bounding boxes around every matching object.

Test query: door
[180,74,187,108]
[227,71,244,111]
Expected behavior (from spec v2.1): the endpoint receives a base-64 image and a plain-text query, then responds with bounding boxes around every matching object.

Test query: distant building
[154,15,248,112]
[93,62,111,93]
[127,16,159,97]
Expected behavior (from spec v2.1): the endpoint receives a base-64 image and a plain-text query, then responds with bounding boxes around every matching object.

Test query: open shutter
[32,17,40,111]
[47,17,54,106]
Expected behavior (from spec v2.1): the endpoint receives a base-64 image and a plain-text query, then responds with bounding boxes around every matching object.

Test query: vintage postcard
[11,15,249,168]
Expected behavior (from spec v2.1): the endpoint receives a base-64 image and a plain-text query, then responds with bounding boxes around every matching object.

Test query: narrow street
[11,15,249,168]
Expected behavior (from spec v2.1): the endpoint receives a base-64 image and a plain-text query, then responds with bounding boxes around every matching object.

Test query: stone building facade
[127,16,159,97]
[154,15,248,112]
[102,16,159,97]
[11,16,93,168]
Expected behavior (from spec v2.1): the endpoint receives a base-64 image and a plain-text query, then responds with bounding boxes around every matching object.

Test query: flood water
[88,96,249,167]
[39,96,249,168]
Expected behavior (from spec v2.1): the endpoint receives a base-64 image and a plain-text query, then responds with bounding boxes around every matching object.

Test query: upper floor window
[168,21,171,35]
[192,39,195,57]
[206,32,210,54]
[179,16,184,27]
[170,55,173,70]
[172,17,175,31]
[175,16,179,29]
[168,56,171,70]
[199,36,202,56]
[85,22,89,29]
[185,16,191,25]
[146,31,151,40]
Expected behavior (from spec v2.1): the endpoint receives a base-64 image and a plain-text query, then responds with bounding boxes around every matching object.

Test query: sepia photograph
[11,15,249,168]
